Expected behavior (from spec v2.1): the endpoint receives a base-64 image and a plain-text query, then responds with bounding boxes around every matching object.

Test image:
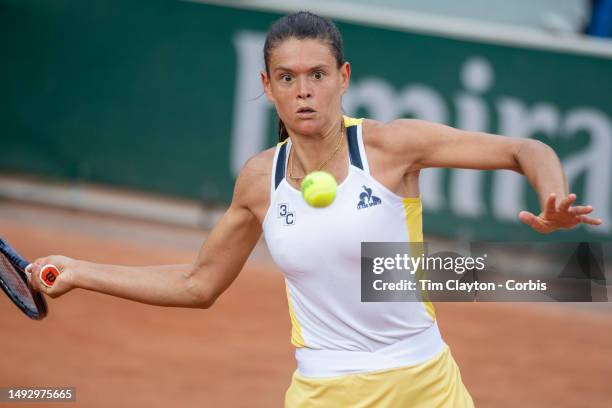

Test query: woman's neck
[287,117,346,178]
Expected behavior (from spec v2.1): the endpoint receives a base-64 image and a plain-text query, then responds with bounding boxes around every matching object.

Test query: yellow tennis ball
[300,171,337,208]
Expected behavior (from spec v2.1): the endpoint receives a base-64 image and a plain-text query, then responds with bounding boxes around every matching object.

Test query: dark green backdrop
[2,0,611,240]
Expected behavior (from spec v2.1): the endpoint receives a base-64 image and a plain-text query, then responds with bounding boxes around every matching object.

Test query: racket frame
[0,238,48,320]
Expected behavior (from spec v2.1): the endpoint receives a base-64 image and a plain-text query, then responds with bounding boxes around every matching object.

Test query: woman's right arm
[28,156,266,309]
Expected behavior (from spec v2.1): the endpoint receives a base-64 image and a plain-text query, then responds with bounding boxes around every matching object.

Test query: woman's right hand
[27,255,77,298]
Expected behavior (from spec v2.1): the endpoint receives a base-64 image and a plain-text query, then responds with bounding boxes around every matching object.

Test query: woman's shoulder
[361,118,433,145]
[232,146,276,215]
[360,118,434,173]
[236,146,276,185]
[361,118,441,159]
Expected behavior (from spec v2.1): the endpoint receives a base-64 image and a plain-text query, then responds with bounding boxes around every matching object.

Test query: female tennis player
[28,12,602,407]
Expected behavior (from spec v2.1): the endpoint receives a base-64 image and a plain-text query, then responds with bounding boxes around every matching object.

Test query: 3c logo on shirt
[277,203,296,226]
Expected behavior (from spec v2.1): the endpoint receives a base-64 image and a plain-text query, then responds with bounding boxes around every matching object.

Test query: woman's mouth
[296,107,316,117]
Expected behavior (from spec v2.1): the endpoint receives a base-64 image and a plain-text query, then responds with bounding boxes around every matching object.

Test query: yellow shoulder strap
[343,115,363,127]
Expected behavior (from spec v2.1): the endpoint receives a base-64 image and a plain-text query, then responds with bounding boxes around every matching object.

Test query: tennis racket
[0,236,59,320]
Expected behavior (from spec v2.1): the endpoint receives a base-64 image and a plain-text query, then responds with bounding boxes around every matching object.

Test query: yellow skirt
[285,345,474,408]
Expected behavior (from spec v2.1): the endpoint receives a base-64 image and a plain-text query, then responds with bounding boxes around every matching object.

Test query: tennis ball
[300,171,337,208]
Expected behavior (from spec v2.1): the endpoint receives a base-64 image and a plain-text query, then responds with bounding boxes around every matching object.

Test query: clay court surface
[1,201,611,408]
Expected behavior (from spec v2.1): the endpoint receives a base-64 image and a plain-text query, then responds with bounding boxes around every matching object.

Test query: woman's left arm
[386,119,603,233]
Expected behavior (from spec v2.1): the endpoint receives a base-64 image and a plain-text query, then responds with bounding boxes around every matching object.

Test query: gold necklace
[288,120,345,181]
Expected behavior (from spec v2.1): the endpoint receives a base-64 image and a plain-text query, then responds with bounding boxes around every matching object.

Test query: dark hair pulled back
[263,12,345,142]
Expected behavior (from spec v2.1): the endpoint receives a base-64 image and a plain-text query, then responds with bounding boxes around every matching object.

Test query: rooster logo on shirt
[357,185,382,210]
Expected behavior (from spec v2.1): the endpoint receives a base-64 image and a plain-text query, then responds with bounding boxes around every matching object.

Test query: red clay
[1,212,611,407]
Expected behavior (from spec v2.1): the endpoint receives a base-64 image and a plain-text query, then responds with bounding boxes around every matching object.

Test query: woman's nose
[296,78,312,99]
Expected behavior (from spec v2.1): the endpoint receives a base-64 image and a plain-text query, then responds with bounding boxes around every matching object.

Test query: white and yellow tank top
[262,117,445,378]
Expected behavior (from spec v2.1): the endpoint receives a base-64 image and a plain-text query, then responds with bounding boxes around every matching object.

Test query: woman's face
[262,37,350,136]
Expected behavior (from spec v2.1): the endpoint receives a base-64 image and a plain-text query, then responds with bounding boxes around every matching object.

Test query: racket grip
[40,264,60,288]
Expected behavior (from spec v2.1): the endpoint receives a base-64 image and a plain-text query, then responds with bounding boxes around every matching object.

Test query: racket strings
[0,254,37,310]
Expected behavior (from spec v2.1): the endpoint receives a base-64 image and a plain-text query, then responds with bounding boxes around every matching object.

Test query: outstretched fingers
[576,215,603,225]
[522,193,603,232]
[569,205,592,215]
[519,211,549,233]
[544,193,557,214]
[558,193,576,212]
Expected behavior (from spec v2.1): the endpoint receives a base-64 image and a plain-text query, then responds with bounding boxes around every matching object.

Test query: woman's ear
[340,62,351,95]
[261,71,275,103]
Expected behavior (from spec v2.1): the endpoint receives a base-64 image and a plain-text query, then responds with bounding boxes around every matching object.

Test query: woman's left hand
[518,193,603,234]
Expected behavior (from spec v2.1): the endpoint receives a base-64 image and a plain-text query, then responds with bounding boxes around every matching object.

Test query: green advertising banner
[1,0,611,240]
